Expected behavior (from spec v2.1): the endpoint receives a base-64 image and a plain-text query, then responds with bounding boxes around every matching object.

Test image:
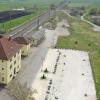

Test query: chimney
[8,37,12,41]
[0,35,3,39]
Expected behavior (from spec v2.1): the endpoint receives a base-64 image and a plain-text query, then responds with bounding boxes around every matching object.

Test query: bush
[88,43,91,46]
[44,68,49,73]
[84,94,88,97]
[75,41,78,44]
[40,74,47,80]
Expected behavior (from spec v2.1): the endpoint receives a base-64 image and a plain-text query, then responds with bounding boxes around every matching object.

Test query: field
[67,0,100,8]
[0,0,62,33]
[0,6,46,32]
[0,11,32,23]
[0,0,62,11]
[56,12,100,100]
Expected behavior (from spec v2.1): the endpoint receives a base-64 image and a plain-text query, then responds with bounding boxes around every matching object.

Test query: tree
[89,8,97,15]
[6,80,35,100]
[50,4,56,10]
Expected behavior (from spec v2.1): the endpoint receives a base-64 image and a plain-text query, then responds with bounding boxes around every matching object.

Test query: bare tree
[6,80,36,100]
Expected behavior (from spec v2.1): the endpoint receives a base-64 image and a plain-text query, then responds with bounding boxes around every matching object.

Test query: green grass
[0,6,47,32]
[68,0,100,8]
[0,0,63,32]
[0,0,62,11]
[56,12,100,100]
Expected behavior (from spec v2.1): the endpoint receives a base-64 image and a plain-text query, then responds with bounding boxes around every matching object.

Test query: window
[22,51,24,53]
[2,68,4,70]
[14,61,16,65]
[10,65,12,69]
[18,65,19,69]
[10,74,12,78]
[14,54,16,58]
[2,77,4,81]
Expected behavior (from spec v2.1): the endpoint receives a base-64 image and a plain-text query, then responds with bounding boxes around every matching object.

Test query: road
[18,30,57,86]
[81,13,100,31]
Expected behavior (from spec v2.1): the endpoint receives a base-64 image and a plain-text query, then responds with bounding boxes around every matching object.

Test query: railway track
[6,10,55,38]
[5,1,68,38]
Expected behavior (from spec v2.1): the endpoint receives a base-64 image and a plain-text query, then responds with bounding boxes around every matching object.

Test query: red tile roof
[13,37,30,45]
[0,37,22,60]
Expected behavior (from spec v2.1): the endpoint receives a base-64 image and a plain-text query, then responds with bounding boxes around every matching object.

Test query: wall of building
[21,44,30,56]
[0,50,21,84]
[0,60,7,84]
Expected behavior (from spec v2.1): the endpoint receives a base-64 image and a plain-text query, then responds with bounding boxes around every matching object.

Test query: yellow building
[13,37,31,56]
[0,37,22,84]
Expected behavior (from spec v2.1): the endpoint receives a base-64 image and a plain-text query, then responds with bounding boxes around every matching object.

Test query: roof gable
[13,37,30,45]
[0,37,22,60]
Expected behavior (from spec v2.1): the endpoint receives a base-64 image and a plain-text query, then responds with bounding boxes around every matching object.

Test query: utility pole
[37,16,40,29]
[2,19,4,29]
[49,8,51,17]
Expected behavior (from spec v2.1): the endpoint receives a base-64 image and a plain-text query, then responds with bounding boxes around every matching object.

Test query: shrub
[88,43,91,46]
[40,74,47,80]
[75,41,78,44]
[44,68,49,73]
[84,94,88,97]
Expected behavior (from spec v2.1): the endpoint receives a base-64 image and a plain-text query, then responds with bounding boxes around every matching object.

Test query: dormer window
[14,61,16,65]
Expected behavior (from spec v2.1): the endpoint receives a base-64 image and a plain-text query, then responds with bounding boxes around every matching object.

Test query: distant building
[13,37,31,56]
[67,7,83,16]
[91,15,100,19]
[0,37,22,84]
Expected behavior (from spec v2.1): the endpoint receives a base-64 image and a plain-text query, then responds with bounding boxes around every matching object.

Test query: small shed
[13,37,31,56]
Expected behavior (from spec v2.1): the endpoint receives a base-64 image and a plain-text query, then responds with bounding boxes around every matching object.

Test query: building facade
[0,37,22,84]
[13,37,31,56]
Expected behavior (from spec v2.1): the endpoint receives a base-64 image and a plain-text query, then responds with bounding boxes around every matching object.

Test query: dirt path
[55,19,70,36]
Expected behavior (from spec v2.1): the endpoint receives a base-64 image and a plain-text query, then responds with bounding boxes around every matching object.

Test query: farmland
[0,7,45,32]
[0,0,62,11]
[0,0,62,33]
[67,0,100,8]
[0,10,32,23]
